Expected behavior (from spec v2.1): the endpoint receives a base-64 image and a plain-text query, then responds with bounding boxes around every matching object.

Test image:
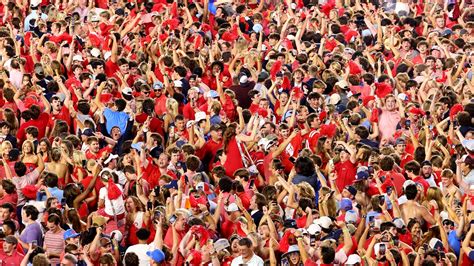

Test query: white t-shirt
[124,243,152,266]
[231,254,264,266]
[99,185,125,216]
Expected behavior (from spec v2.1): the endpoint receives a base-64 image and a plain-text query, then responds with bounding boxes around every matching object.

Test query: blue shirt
[38,187,63,202]
[448,230,461,256]
[103,108,129,135]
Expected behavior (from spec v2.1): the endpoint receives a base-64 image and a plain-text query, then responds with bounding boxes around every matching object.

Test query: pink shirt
[378,109,401,142]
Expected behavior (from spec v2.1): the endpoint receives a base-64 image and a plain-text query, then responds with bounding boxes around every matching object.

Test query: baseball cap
[147,249,165,263]
[72,55,84,62]
[462,139,474,152]
[395,138,406,145]
[206,90,219,98]
[63,229,81,240]
[225,203,239,212]
[345,254,361,265]
[283,219,297,229]
[307,223,321,235]
[345,210,358,224]
[104,154,118,165]
[195,112,207,122]
[392,218,405,230]
[164,180,178,190]
[153,81,164,90]
[283,245,300,257]
[173,80,183,88]
[403,180,416,190]
[344,185,357,197]
[214,239,230,252]
[429,238,443,250]
[340,198,353,211]
[315,216,332,229]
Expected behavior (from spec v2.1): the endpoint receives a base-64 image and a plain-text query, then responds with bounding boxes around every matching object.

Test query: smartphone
[147,201,153,211]
[405,120,411,128]
[440,251,446,259]
[249,179,255,189]
[386,186,392,196]
[368,166,374,174]
[426,111,431,119]
[169,214,177,224]
[110,232,116,240]
[32,240,37,248]
[393,238,399,246]
[379,243,386,255]
[379,195,385,205]
[61,197,67,207]
[380,175,386,183]
[154,186,160,196]
[310,234,316,246]
[154,210,161,220]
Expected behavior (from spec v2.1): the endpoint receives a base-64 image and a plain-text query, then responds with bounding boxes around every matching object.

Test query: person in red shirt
[45,82,72,137]
[404,160,430,194]
[333,141,357,192]
[0,236,24,264]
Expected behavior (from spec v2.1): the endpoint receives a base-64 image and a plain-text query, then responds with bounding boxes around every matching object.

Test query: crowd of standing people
[0,0,473,265]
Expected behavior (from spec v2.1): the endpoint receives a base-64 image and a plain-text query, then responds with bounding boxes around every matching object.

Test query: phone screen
[169,214,177,224]
[249,179,255,188]
[147,201,153,211]
[379,244,386,255]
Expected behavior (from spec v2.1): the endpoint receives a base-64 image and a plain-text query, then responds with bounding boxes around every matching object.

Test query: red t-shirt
[335,160,357,192]
[223,138,245,177]
[412,176,430,194]
[48,105,71,128]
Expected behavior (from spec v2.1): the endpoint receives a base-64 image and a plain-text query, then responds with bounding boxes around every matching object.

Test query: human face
[170,152,179,164]
[385,97,396,111]
[441,176,453,187]
[289,252,300,264]
[158,154,169,168]
[210,129,222,141]
[395,144,406,154]
[280,128,290,139]
[250,195,257,210]
[422,165,432,177]
[174,215,186,231]
[175,119,185,131]
[50,198,59,209]
[340,150,350,162]
[259,100,269,109]
[418,45,427,54]
[279,93,289,105]
[52,99,61,111]
[111,127,121,140]
[238,244,252,259]
[125,198,136,212]
[436,17,445,28]
[90,141,100,153]
[258,224,270,238]
[294,71,303,82]
[2,242,13,254]
[47,221,58,231]
[119,63,129,74]
[0,208,10,220]
[410,222,421,237]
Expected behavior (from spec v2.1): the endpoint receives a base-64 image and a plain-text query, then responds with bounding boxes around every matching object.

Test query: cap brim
[65,233,81,239]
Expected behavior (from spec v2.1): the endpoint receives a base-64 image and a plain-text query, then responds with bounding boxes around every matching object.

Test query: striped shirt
[44,228,65,265]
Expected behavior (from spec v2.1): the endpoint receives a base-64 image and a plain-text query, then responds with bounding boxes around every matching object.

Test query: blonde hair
[297,182,315,199]
[426,187,445,212]
[72,150,87,166]
[166,98,179,118]
[0,141,13,155]
[22,140,35,155]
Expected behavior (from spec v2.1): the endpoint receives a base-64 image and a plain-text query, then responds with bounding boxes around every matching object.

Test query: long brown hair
[223,123,238,153]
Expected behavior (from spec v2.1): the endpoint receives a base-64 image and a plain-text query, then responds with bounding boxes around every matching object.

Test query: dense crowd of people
[0,0,473,265]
